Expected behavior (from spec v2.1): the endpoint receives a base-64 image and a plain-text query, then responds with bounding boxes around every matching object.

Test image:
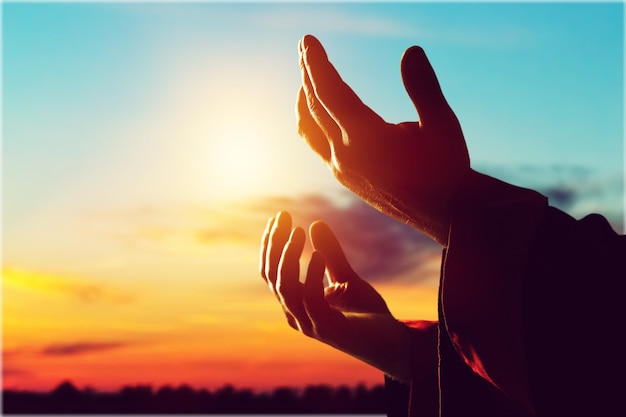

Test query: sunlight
[2,267,63,294]
[203,126,278,200]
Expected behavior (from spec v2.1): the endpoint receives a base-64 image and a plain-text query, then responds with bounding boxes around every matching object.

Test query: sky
[2,2,624,393]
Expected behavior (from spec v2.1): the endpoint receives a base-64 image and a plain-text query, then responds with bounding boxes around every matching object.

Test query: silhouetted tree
[302,384,334,412]
[120,384,154,413]
[2,381,388,414]
[334,385,354,413]
[270,386,300,413]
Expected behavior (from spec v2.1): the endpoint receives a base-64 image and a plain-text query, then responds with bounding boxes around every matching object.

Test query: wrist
[333,313,412,383]
[380,169,473,246]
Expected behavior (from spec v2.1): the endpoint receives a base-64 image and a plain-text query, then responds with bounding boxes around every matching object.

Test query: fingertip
[301,34,318,49]
[309,220,330,236]
[299,34,318,51]
[308,222,354,283]
[404,45,426,57]
[309,221,333,247]
[289,226,306,244]
[302,34,327,62]
[400,44,451,126]
[401,45,428,73]
[276,211,292,225]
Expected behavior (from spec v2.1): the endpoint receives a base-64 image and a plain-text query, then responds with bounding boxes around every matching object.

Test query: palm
[337,120,466,200]
[323,279,388,315]
[260,212,412,381]
[298,220,397,350]
[297,35,470,244]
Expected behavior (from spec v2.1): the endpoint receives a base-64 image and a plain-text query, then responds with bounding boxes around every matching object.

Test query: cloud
[245,193,441,284]
[250,7,417,38]
[88,204,265,250]
[542,186,577,208]
[2,367,31,377]
[194,227,258,246]
[248,5,536,48]
[477,163,624,231]
[89,192,441,282]
[2,267,133,304]
[40,342,128,356]
[88,194,442,283]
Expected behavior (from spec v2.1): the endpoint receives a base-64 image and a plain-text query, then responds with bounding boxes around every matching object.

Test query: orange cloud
[241,193,442,283]
[2,267,132,304]
[84,192,442,283]
[40,342,129,356]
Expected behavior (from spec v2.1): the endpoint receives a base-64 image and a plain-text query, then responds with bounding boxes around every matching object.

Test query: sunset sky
[3,2,623,392]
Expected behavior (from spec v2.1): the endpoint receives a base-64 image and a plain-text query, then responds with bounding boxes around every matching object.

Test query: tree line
[3,380,398,414]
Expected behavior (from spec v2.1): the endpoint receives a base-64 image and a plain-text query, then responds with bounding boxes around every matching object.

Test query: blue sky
[4,2,623,231]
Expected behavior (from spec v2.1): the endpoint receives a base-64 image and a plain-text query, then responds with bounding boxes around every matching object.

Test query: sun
[203,127,277,200]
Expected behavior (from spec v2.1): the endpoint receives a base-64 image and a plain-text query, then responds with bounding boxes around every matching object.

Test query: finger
[277,227,312,332]
[299,43,342,147]
[284,312,299,331]
[277,227,305,288]
[309,221,358,284]
[259,216,275,281]
[265,211,292,290]
[301,34,385,136]
[303,251,332,323]
[296,86,332,161]
[400,46,457,130]
[277,227,305,331]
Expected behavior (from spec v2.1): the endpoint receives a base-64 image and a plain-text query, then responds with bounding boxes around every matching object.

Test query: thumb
[401,46,454,128]
[309,221,358,283]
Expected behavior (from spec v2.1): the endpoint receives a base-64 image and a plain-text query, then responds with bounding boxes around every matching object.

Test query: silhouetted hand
[259,211,412,382]
[297,35,470,245]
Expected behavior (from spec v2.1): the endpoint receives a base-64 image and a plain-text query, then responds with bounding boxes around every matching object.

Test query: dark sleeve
[386,170,548,416]
[441,171,547,412]
[384,320,439,417]
[523,208,626,416]
[386,170,624,416]
[444,171,625,414]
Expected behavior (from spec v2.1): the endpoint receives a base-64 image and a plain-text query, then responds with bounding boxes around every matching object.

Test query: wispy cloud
[248,5,536,48]
[478,163,624,231]
[40,342,128,356]
[250,7,417,38]
[86,204,264,250]
[246,193,441,283]
[89,192,441,283]
[2,367,31,377]
[2,267,133,304]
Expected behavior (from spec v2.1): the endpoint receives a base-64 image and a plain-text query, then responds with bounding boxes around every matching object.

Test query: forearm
[327,316,437,384]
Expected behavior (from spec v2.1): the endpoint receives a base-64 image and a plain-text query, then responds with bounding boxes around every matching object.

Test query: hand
[259,211,412,381]
[297,35,470,245]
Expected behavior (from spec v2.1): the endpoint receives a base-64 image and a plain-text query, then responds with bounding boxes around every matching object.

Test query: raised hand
[297,35,470,245]
[259,212,413,381]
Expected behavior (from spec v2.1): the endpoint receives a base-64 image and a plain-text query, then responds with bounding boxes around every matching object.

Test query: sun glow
[200,126,283,200]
